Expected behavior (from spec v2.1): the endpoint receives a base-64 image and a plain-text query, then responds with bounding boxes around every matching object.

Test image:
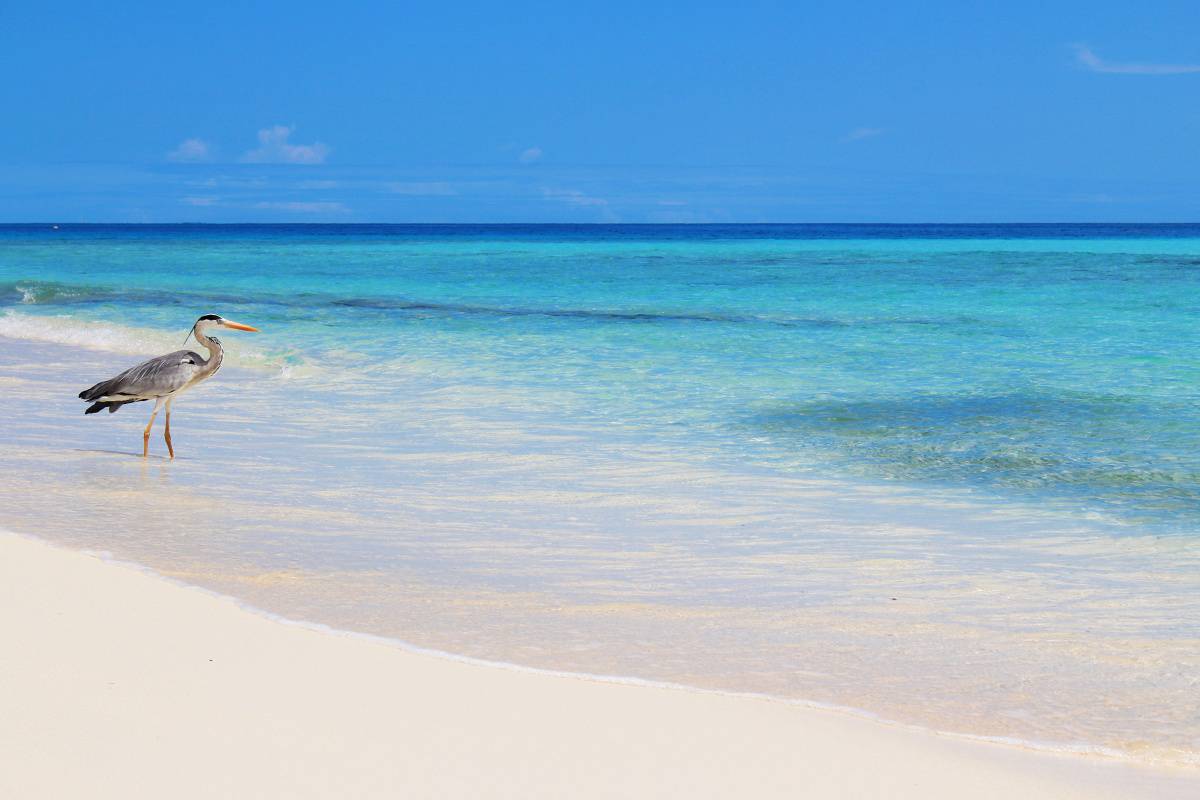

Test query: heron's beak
[222,320,260,332]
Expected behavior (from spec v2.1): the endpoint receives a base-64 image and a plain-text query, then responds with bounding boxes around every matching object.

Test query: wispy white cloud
[1068,192,1122,204]
[167,138,213,162]
[657,199,688,207]
[541,187,617,221]
[841,127,885,143]
[542,187,608,207]
[386,181,457,196]
[1073,44,1200,75]
[298,179,339,189]
[241,125,330,164]
[185,175,265,189]
[178,196,348,213]
[519,146,543,164]
[253,200,348,213]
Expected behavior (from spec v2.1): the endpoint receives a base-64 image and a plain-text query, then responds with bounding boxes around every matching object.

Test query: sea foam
[0,310,290,375]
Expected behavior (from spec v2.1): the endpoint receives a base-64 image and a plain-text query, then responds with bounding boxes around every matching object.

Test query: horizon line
[4,221,1200,227]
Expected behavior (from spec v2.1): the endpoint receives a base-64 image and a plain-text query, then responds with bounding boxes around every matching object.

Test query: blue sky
[2,1,1199,222]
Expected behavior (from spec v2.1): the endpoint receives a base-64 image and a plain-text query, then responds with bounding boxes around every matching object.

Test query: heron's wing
[79,350,205,401]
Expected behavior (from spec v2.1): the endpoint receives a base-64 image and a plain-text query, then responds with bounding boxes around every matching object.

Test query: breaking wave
[0,310,302,376]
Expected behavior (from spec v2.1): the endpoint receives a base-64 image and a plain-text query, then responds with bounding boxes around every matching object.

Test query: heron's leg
[143,398,164,458]
[164,398,175,460]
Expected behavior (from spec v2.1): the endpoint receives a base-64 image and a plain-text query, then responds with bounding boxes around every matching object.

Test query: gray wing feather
[79,350,205,401]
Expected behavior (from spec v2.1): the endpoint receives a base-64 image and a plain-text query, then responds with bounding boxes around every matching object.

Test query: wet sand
[2,530,1197,799]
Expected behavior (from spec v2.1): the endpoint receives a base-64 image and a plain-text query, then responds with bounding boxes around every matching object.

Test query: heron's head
[186,314,260,344]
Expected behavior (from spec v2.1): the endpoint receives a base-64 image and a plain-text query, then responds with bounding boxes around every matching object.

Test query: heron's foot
[143,433,150,458]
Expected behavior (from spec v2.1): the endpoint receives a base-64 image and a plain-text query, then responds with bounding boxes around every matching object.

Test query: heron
[77,314,260,458]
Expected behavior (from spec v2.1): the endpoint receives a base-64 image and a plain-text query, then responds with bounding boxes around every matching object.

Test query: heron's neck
[192,327,225,376]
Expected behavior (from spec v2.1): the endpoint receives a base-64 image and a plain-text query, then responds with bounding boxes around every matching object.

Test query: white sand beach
[2,530,1196,800]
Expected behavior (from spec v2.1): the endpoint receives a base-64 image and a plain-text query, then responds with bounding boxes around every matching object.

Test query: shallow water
[1,224,1198,764]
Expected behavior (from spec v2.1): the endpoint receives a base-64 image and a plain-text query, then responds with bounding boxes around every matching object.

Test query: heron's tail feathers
[79,378,120,402]
[84,399,140,415]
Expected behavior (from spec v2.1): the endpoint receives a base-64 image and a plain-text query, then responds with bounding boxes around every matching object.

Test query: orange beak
[222,321,260,332]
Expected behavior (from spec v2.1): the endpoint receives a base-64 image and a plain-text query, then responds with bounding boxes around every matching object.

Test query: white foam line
[0,315,303,379]
[1,526,1186,770]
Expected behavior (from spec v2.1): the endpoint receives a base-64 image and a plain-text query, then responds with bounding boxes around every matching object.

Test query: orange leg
[143,415,155,457]
[142,398,163,458]
[164,400,175,459]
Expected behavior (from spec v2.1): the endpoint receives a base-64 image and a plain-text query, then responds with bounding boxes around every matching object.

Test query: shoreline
[2,330,1199,767]
[3,526,1137,767]
[3,527,1198,798]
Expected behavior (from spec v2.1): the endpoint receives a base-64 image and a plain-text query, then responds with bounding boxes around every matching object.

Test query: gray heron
[78,314,260,458]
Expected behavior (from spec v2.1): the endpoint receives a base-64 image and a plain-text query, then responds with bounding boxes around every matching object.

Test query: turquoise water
[4,224,1200,532]
[2,224,1199,763]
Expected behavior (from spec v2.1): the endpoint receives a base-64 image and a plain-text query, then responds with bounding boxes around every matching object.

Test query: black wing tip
[84,399,140,414]
[79,381,109,401]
